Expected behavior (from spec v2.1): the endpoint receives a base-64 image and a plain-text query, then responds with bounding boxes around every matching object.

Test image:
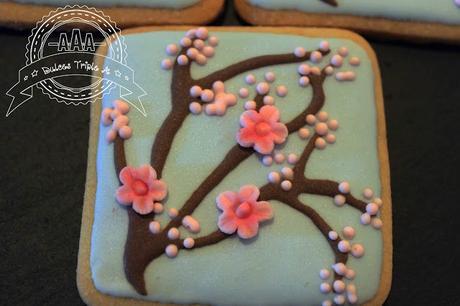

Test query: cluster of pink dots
[320,225,364,305]
[298,111,338,149]
[189,81,237,116]
[148,207,201,258]
[240,72,288,111]
[334,183,383,230]
[263,153,299,190]
[101,99,132,142]
[161,27,218,70]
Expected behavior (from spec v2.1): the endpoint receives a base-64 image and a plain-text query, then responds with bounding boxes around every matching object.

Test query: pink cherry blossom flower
[116,165,167,215]
[237,105,288,154]
[216,185,273,239]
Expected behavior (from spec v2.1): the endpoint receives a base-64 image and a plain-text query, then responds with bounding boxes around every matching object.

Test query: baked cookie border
[77,26,392,306]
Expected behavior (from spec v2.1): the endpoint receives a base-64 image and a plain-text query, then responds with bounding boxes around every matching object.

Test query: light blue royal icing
[91,31,383,305]
[12,0,198,8]
[249,0,460,25]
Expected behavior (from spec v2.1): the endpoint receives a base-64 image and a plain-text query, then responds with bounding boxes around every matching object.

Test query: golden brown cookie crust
[77,26,392,306]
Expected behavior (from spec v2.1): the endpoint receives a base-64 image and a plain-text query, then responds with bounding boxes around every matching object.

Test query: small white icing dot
[338,46,349,57]
[360,213,371,225]
[182,215,201,233]
[196,54,207,65]
[245,74,256,85]
[263,95,275,105]
[371,218,383,229]
[298,128,310,139]
[281,167,294,180]
[262,155,273,166]
[374,197,383,207]
[256,82,270,95]
[311,67,321,75]
[332,263,347,275]
[201,89,214,102]
[177,55,189,65]
[276,85,288,97]
[331,54,343,67]
[334,294,346,305]
[305,114,316,125]
[315,137,327,149]
[319,268,331,280]
[342,226,355,240]
[363,188,374,199]
[165,44,178,55]
[202,46,215,58]
[264,71,276,82]
[338,240,351,253]
[180,37,192,47]
[165,244,178,258]
[322,300,332,306]
[268,171,281,184]
[333,280,346,293]
[319,40,330,51]
[366,203,379,215]
[244,100,257,110]
[297,64,310,75]
[287,153,298,165]
[328,119,339,130]
[281,180,292,191]
[168,227,180,240]
[274,152,285,164]
[189,85,202,97]
[195,27,209,40]
[185,29,196,39]
[299,76,310,87]
[183,237,195,249]
[161,59,173,70]
[325,134,336,144]
[349,56,361,66]
[239,87,249,98]
[320,282,332,294]
[328,231,338,240]
[294,47,306,58]
[338,181,350,194]
[168,208,179,218]
[351,243,365,258]
[149,221,161,234]
[310,51,323,63]
[325,66,334,76]
[345,269,356,280]
[153,202,164,214]
[334,194,346,206]
[189,102,202,115]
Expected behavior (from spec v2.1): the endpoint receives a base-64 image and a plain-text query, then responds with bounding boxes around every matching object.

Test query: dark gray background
[1,2,459,305]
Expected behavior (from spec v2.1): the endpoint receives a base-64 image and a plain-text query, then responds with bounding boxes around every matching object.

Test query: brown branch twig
[320,0,338,7]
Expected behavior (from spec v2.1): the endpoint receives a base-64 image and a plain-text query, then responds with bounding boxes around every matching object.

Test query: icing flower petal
[119,167,134,185]
[253,201,273,221]
[132,197,155,215]
[238,185,260,202]
[149,180,168,201]
[254,137,275,155]
[271,122,289,144]
[236,127,256,147]
[216,191,238,210]
[134,164,157,182]
[237,216,259,239]
[259,105,280,122]
[116,185,133,205]
[218,211,238,234]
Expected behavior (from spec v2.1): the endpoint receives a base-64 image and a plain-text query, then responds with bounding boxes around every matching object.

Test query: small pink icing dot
[262,155,273,166]
[153,202,164,214]
[208,36,219,46]
[306,114,316,125]
[274,152,285,164]
[239,87,249,98]
[195,27,208,40]
[101,108,113,126]
[281,180,292,191]
[366,203,379,215]
[360,213,371,225]
[212,80,225,92]
[245,74,256,85]
[328,119,339,130]
[346,284,356,294]
[332,263,348,275]
[325,66,334,76]
[149,221,161,234]
[319,269,331,280]
[336,71,356,81]
[318,111,329,122]
[180,37,192,47]
[264,71,276,83]
[177,55,189,65]
[325,134,336,144]
[113,100,130,114]
[294,47,306,58]
[276,85,288,97]
[193,39,205,50]
[345,269,356,280]
[166,44,178,55]
[196,54,207,65]
[168,208,179,218]
[338,46,349,57]
[165,244,178,258]
[333,280,346,293]
[201,89,214,102]
[263,95,274,105]
[182,215,201,233]
[342,226,355,240]
[347,293,358,304]
[320,282,332,293]
[319,40,330,51]
[190,85,202,98]
[315,137,327,149]
[338,181,350,194]
[310,51,323,63]
[315,122,328,135]
[185,29,196,38]
[189,102,202,115]
[363,188,374,199]
[256,82,270,95]
[109,108,119,120]
[281,167,294,180]
[106,129,117,142]
[351,243,365,258]
[183,237,195,249]
[331,54,344,67]
[205,104,217,115]
[371,218,383,229]
[328,231,338,240]
[287,153,298,165]
[297,64,310,75]
[186,47,199,59]
[119,126,132,139]
[311,67,321,75]
[349,56,361,66]
[268,171,281,184]
[299,76,310,87]
[334,194,346,206]
[322,300,332,306]
[338,240,351,253]
[113,115,129,130]
[298,128,310,139]
[168,227,180,240]
[161,59,173,70]
[334,294,346,305]
[244,100,257,110]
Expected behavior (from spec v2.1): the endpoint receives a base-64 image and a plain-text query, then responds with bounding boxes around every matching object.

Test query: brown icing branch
[320,0,338,7]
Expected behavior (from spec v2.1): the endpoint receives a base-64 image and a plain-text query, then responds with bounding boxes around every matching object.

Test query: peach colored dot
[328,119,339,130]
[274,152,285,163]
[360,213,371,225]
[315,122,329,136]
[320,283,331,293]
[281,167,294,180]
[183,237,195,249]
[351,243,364,258]
[168,208,179,218]
[299,76,310,87]
[153,202,164,214]
[287,153,298,165]
[256,82,270,95]
[161,59,173,70]
[297,64,310,75]
[348,293,358,304]
[205,104,216,115]
[189,102,202,114]
[165,244,178,258]
[264,71,276,83]
[268,171,281,184]
[319,268,331,279]
[101,108,113,126]
[334,194,346,206]
[276,85,288,97]
[334,294,346,305]
[185,29,196,38]
[331,54,343,67]
[196,27,208,40]
[201,89,214,102]
[244,100,256,110]
[212,81,224,92]
[328,231,338,240]
[262,155,273,166]
[317,111,328,122]
[196,54,207,65]
[113,115,129,130]
[311,67,321,75]
[113,100,130,114]
[315,137,327,149]
[239,87,249,98]
[166,44,178,55]
[306,114,316,125]
[372,218,383,229]
[345,270,356,280]
[168,227,180,240]
[332,263,347,275]
[342,226,355,239]
[349,56,361,66]
[294,47,306,58]
[149,221,161,234]
[325,134,336,144]
[366,203,379,215]
[180,37,192,47]
[106,129,117,143]
[186,47,199,59]
[319,40,330,51]
[324,66,334,75]
[310,51,323,63]
[374,197,383,207]
[363,188,374,199]
[177,55,189,65]
[208,36,219,46]
[346,284,356,293]
[338,181,350,193]
[245,74,256,85]
[193,39,205,50]
[263,95,274,105]
[190,85,202,97]
[298,128,310,139]
[338,240,351,253]
[338,46,349,57]
[281,180,292,191]
[119,126,132,139]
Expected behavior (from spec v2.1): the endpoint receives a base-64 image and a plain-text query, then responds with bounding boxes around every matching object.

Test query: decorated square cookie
[78,27,392,306]
[235,0,460,44]
[0,0,224,29]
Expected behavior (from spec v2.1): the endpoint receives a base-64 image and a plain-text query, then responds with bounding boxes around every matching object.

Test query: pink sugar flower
[237,105,288,154]
[216,185,273,239]
[116,165,167,215]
